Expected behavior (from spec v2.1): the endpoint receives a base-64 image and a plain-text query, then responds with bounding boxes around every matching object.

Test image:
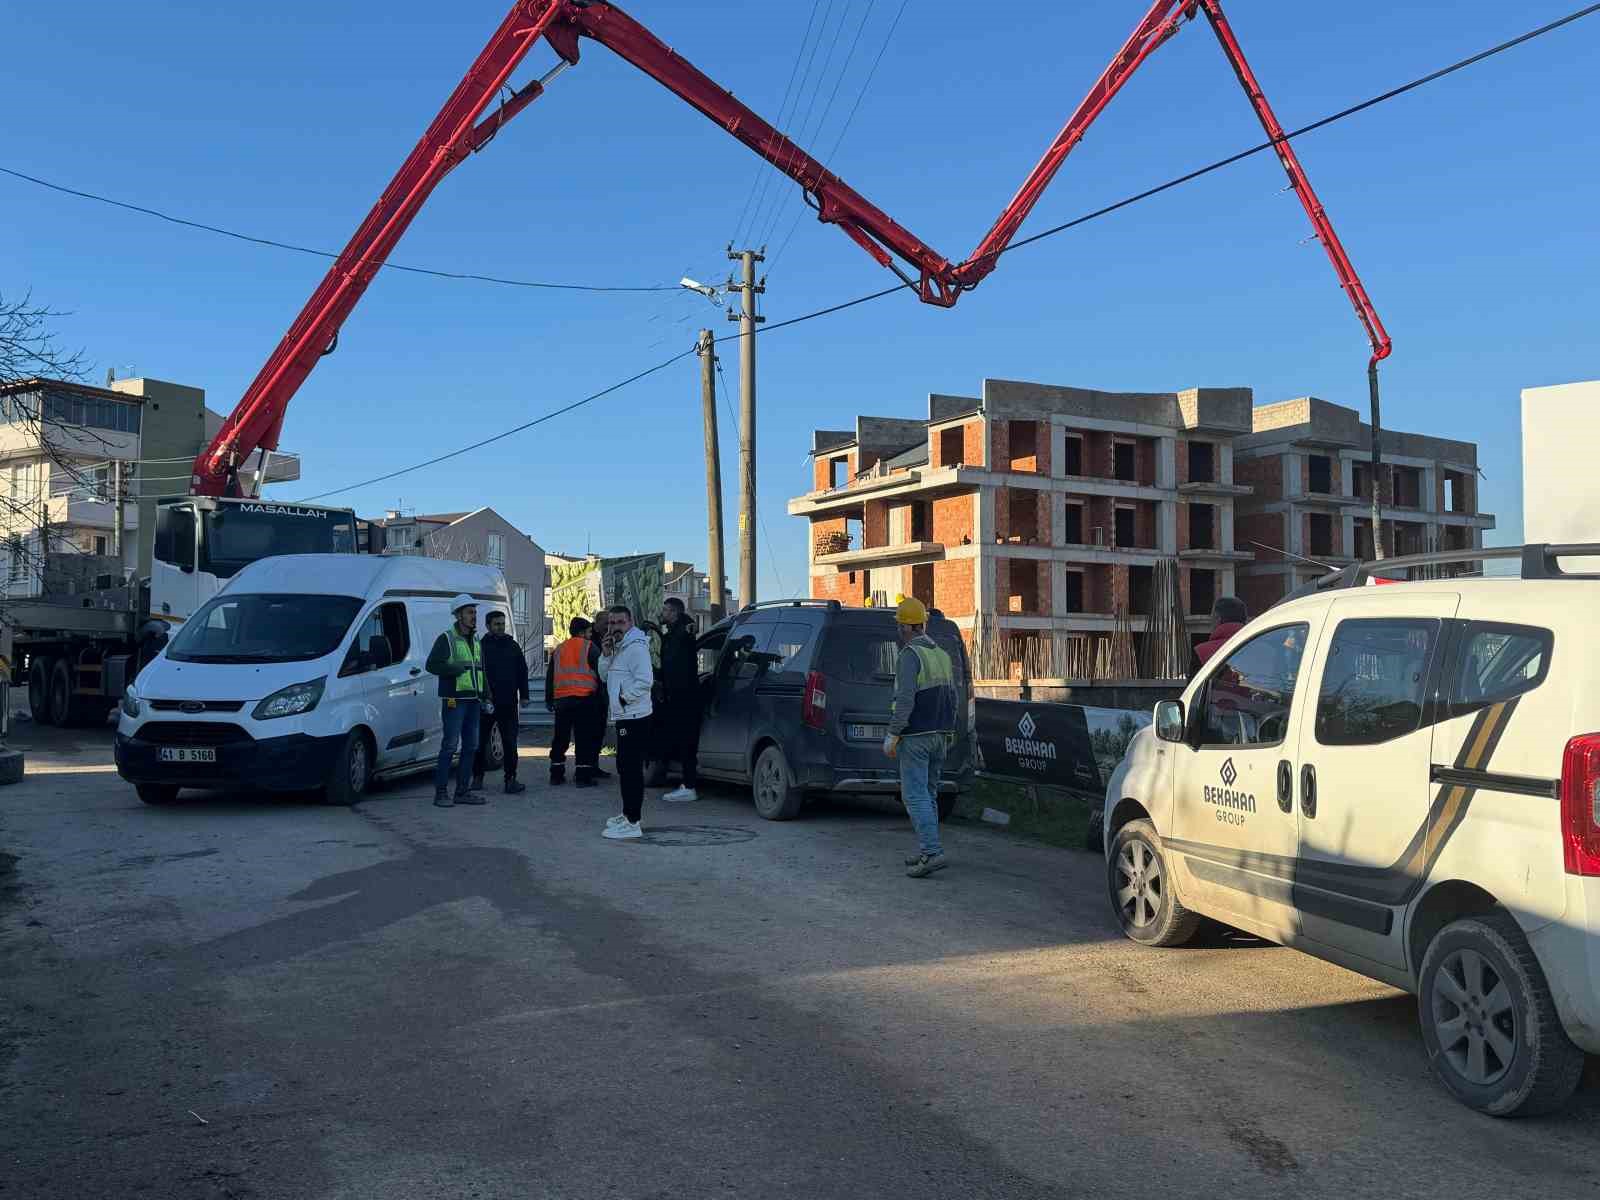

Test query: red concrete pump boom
[193,0,1391,498]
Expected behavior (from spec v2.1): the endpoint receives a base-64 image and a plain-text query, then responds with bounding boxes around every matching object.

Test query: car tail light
[1560,733,1600,876]
[802,670,828,731]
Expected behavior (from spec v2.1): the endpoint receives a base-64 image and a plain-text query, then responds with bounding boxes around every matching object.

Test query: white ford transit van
[115,554,511,807]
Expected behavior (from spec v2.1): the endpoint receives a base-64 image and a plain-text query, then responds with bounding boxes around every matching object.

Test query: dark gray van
[692,599,972,820]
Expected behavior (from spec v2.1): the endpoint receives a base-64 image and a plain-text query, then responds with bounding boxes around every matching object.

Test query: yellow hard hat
[895,596,928,626]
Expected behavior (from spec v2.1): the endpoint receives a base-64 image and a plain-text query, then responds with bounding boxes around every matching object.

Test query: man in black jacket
[649,596,701,802]
[472,610,530,794]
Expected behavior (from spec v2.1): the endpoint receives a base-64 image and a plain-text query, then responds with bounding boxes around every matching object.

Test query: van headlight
[252,677,326,720]
[121,685,141,719]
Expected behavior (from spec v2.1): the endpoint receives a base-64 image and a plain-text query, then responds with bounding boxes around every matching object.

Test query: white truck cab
[116,554,510,807]
[1104,543,1600,1117]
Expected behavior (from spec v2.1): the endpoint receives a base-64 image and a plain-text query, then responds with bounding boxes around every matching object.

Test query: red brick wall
[812,570,861,604]
[999,559,1048,615]
[932,421,986,469]
[1234,453,1284,501]
[813,449,857,492]
[932,558,974,618]
[932,494,973,546]
[1137,440,1157,487]
[1239,573,1285,618]
[1176,501,1191,551]
[1088,497,1114,546]
[1236,512,1284,562]
[811,515,849,558]
[863,500,888,549]
[989,422,1009,475]
[1134,502,1157,550]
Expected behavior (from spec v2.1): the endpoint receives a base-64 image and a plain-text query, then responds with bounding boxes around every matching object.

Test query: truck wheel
[322,730,372,807]
[1107,819,1201,947]
[1418,910,1585,1117]
[48,659,74,727]
[136,783,180,806]
[28,657,55,725]
[751,744,803,821]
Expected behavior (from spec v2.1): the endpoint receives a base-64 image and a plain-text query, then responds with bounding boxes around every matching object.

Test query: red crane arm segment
[1195,0,1392,364]
[194,2,564,495]
[194,0,1389,499]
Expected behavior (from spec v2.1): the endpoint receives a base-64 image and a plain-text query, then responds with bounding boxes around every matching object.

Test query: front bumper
[115,730,343,793]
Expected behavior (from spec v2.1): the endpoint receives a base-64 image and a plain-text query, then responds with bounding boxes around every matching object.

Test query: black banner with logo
[974,698,1149,794]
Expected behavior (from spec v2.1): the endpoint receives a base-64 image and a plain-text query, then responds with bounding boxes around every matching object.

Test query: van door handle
[1300,763,1318,819]
[1277,760,1293,813]
[409,668,422,677]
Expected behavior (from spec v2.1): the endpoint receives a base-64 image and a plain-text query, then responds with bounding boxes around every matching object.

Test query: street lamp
[679,276,725,306]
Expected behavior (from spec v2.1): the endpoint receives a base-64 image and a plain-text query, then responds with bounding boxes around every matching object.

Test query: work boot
[505,778,526,795]
[454,789,488,806]
[905,853,948,878]
[434,789,454,808]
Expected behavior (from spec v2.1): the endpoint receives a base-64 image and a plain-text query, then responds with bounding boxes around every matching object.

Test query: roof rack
[1287,542,1600,602]
[739,598,844,613]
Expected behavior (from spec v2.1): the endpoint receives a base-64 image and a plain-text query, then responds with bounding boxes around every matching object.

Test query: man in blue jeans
[424,594,490,807]
[883,597,958,878]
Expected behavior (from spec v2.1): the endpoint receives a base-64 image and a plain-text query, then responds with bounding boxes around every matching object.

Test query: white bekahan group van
[115,554,511,807]
[1104,543,1600,1117]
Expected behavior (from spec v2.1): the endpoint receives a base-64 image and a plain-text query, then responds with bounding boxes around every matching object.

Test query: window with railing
[487,533,506,567]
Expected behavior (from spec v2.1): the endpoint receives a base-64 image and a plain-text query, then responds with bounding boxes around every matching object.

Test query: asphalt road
[2,725,1597,1199]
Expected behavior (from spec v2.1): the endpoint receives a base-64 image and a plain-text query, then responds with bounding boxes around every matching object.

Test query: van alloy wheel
[1105,819,1200,947]
[1116,838,1163,932]
[751,744,803,821]
[347,734,371,796]
[1431,948,1517,1087]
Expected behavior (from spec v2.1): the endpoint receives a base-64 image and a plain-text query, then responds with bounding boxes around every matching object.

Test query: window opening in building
[1114,506,1136,548]
[1190,503,1215,551]
[1063,503,1084,545]
[1308,454,1332,495]
[1065,436,1084,476]
[1188,441,1215,484]
[1114,441,1137,482]
[1190,568,1216,616]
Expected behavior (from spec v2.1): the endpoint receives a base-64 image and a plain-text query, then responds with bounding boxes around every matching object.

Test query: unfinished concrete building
[1233,397,1495,613]
[789,379,1255,676]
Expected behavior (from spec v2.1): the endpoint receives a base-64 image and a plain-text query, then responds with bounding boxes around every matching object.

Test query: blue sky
[4,1,1597,597]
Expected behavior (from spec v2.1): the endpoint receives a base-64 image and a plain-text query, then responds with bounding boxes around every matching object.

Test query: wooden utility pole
[727,247,763,609]
[698,329,726,621]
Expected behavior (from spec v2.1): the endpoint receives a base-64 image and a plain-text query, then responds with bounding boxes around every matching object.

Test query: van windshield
[166,593,363,664]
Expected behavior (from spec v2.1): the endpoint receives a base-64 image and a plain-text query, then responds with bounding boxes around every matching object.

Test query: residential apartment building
[2,376,299,598]
[1233,397,1495,613]
[790,379,1256,673]
[665,559,723,630]
[363,507,545,664]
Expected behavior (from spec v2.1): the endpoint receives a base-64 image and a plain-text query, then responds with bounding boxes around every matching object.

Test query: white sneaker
[606,813,629,827]
[602,820,643,840]
[663,786,698,803]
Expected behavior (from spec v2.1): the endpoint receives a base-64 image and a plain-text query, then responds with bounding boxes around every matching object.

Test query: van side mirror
[1154,700,1186,743]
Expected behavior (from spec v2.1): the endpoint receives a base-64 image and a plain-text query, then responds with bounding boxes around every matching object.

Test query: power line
[746,0,841,249]
[299,346,698,501]
[297,3,1597,506]
[755,0,868,251]
[771,0,911,269]
[729,0,828,248]
[0,164,678,294]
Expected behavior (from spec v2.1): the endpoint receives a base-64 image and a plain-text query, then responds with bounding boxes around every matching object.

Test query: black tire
[48,659,74,727]
[136,783,180,806]
[483,719,504,772]
[1107,819,1201,947]
[0,748,24,786]
[322,730,373,807]
[1417,910,1584,1117]
[28,657,55,726]
[751,744,803,821]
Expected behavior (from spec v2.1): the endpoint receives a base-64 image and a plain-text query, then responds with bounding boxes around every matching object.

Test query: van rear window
[819,623,968,686]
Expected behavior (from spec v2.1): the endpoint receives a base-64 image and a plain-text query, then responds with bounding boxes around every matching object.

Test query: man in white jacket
[597,604,655,840]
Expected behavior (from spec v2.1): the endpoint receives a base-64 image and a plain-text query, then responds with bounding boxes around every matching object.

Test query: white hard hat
[451,593,478,614]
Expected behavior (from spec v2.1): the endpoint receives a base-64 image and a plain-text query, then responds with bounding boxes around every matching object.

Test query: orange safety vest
[553,636,599,699]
